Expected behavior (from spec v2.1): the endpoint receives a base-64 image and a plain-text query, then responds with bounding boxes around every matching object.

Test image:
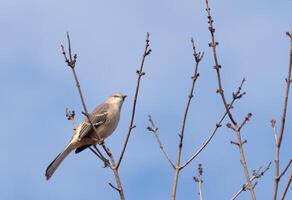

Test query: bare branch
[204,0,237,126]
[181,77,246,170]
[230,162,271,200]
[116,32,151,169]
[204,1,256,198]
[273,31,292,200]
[181,100,231,170]
[108,182,121,192]
[61,33,102,142]
[279,159,292,180]
[61,33,125,200]
[171,38,203,200]
[147,115,175,169]
[281,173,292,200]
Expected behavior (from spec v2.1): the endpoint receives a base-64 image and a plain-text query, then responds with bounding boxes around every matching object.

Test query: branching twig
[273,31,292,200]
[171,38,203,200]
[116,32,151,169]
[147,115,175,169]
[61,33,124,200]
[193,164,204,200]
[181,79,246,170]
[204,1,256,199]
[230,162,272,200]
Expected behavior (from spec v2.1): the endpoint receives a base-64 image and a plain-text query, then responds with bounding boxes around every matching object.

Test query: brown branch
[147,115,175,169]
[204,0,237,126]
[171,38,203,200]
[204,1,256,199]
[61,33,125,200]
[61,33,102,142]
[193,164,204,200]
[181,100,230,170]
[181,79,246,170]
[273,31,292,200]
[102,144,125,199]
[116,32,151,169]
[230,162,271,200]
[281,173,292,200]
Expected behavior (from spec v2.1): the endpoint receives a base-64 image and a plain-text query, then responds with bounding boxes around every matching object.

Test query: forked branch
[273,31,292,200]
[181,79,246,170]
[230,162,271,200]
[204,1,256,199]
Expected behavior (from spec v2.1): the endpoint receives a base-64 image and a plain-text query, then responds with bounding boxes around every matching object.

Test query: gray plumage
[45,92,126,180]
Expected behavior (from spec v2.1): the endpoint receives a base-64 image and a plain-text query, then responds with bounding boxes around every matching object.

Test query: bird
[45,92,127,180]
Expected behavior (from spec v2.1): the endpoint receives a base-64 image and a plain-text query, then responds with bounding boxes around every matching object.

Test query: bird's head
[106,92,127,108]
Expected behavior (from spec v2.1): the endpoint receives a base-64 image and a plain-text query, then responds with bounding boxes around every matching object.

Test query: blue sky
[0,0,291,199]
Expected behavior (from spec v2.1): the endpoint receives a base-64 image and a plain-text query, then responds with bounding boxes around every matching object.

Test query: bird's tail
[45,144,74,180]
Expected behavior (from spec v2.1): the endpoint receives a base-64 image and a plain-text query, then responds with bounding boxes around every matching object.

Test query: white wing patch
[77,112,108,140]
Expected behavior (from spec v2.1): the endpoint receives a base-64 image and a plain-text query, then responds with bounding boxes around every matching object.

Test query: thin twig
[204,1,256,199]
[181,79,246,170]
[61,33,102,142]
[171,38,203,200]
[181,100,230,170]
[279,159,292,180]
[147,115,175,169]
[281,173,292,200]
[108,182,121,192]
[61,33,125,200]
[273,31,292,200]
[116,32,151,169]
[230,162,271,200]
[193,164,204,200]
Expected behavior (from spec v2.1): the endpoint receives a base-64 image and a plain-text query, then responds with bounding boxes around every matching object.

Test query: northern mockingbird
[45,92,126,180]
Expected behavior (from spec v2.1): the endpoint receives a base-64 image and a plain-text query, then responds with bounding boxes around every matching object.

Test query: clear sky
[0,0,291,199]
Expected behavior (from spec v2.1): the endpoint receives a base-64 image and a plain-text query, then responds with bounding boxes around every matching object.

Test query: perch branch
[61,32,124,200]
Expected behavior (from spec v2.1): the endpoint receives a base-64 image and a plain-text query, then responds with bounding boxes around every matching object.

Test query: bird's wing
[77,103,110,140]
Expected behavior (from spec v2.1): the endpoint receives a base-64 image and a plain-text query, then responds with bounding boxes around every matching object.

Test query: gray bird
[45,92,126,180]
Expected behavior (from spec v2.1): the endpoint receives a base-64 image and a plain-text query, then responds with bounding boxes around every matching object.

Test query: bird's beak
[122,95,127,100]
